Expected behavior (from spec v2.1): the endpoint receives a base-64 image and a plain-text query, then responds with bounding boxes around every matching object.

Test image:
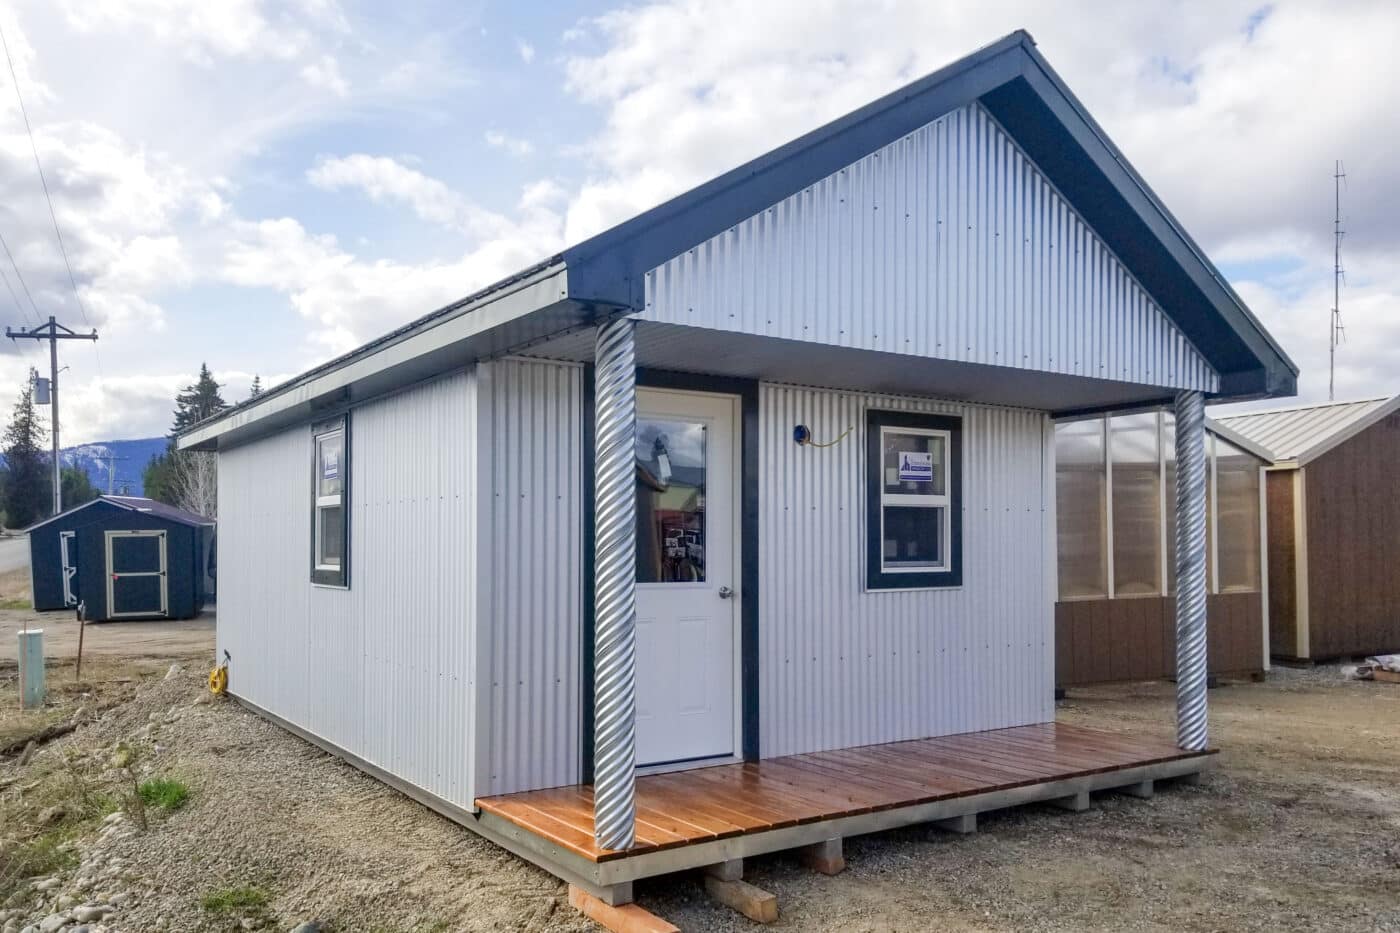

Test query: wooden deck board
[476,722,1214,863]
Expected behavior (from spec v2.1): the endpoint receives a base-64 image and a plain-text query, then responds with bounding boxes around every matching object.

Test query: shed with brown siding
[1053,413,1272,687]
[1217,396,1400,662]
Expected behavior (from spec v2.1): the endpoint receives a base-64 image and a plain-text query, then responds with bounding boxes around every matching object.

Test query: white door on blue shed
[634,387,741,767]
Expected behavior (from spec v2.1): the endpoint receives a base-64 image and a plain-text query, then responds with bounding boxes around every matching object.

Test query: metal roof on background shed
[24,495,214,533]
[1214,395,1400,465]
[179,29,1298,452]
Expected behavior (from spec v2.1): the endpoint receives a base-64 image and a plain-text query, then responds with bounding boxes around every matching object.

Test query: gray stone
[71,908,108,924]
[290,923,324,933]
[37,915,68,933]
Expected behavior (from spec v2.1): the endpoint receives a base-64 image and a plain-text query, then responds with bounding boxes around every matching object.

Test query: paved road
[0,536,28,575]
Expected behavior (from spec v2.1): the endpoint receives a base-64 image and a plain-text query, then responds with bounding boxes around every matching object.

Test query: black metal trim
[580,367,762,776]
[865,409,963,590]
[580,365,596,784]
[310,414,350,588]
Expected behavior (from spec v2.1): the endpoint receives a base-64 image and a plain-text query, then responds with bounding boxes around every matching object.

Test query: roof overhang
[180,30,1296,452]
[179,263,595,451]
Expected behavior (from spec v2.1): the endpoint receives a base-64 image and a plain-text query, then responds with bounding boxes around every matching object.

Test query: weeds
[200,884,275,930]
[139,777,190,811]
[110,744,147,832]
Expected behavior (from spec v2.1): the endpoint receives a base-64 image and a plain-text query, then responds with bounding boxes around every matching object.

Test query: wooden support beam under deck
[568,885,676,933]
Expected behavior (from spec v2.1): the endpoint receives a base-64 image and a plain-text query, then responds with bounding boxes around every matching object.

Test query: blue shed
[26,496,215,620]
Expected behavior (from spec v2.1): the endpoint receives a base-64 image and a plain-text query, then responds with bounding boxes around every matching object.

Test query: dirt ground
[2,662,1399,932]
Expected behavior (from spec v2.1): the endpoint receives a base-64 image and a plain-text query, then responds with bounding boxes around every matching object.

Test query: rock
[53,897,73,911]
[71,908,108,924]
[290,923,324,933]
[164,664,183,680]
[34,879,61,893]
[20,924,37,933]
[37,915,68,933]
[2,919,17,933]
[37,806,67,826]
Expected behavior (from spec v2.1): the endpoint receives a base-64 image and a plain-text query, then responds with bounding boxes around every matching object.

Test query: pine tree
[172,363,227,434]
[249,374,263,399]
[61,465,97,508]
[146,364,229,506]
[2,370,51,527]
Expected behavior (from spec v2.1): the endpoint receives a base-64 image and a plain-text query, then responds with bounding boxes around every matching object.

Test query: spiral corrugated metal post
[1173,389,1209,752]
[592,317,638,851]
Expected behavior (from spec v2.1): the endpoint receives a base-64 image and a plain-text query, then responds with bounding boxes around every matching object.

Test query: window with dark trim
[311,416,349,587]
[866,409,963,590]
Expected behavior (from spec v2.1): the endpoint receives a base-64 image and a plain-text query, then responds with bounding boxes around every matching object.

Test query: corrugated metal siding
[759,383,1054,758]
[476,358,584,796]
[643,103,1217,394]
[217,370,477,808]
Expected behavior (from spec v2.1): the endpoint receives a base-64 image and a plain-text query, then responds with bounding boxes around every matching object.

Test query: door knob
[718,586,735,599]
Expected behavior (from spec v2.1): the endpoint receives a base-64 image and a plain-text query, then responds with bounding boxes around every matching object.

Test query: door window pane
[882,505,945,569]
[1056,418,1107,598]
[1111,413,1161,596]
[1216,438,1261,592]
[636,419,706,583]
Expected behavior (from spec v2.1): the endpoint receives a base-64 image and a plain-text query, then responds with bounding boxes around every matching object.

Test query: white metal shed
[180,30,1296,913]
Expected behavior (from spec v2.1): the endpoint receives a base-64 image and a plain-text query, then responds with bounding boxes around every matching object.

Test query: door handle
[718,586,735,599]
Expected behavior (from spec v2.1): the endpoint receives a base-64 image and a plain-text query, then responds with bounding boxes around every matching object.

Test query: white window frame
[877,425,952,575]
[311,418,349,587]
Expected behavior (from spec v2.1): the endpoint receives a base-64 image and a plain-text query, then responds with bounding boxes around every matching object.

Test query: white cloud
[301,55,349,97]
[517,38,536,64]
[484,130,534,157]
[306,153,515,237]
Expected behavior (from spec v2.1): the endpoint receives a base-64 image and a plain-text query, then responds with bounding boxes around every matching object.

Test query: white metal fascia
[178,263,570,450]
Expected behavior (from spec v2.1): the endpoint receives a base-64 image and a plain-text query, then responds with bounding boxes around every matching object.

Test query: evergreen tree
[248,374,263,399]
[172,363,227,433]
[61,465,97,507]
[2,370,51,527]
[145,364,228,506]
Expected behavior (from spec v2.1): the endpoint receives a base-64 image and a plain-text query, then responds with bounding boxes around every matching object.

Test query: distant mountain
[61,437,167,496]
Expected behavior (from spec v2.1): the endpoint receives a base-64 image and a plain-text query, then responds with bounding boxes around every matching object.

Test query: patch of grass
[200,884,275,930]
[201,885,269,913]
[0,597,30,610]
[0,824,81,903]
[139,777,190,811]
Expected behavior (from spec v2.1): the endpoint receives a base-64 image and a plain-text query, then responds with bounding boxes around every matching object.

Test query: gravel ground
[3,665,1399,932]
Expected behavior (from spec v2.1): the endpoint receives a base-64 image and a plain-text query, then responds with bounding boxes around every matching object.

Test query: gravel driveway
[3,665,1399,932]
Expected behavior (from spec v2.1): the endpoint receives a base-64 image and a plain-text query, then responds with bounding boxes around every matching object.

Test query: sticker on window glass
[322,449,340,481]
[897,451,933,483]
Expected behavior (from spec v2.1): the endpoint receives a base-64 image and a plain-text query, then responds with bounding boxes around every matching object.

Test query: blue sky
[0,0,1397,445]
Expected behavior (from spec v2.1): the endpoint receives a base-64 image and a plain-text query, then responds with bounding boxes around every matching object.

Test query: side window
[312,417,349,587]
[866,410,963,590]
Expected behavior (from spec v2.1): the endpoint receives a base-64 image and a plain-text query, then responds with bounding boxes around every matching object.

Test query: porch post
[1173,389,1209,752]
[592,317,638,850]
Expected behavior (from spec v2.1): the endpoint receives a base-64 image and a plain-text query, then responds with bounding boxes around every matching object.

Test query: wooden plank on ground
[703,875,779,923]
[568,885,677,933]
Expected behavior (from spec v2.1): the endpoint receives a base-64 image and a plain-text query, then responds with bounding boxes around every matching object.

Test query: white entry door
[634,388,741,767]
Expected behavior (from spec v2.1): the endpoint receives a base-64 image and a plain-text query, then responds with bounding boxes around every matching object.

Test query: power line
[0,19,90,326]
[0,227,40,323]
[6,317,98,515]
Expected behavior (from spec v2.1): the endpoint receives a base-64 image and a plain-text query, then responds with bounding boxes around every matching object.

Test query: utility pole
[1330,160,1346,402]
[6,316,98,515]
[94,453,128,494]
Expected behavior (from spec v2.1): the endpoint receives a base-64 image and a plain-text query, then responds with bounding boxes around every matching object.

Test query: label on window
[897,451,933,483]
[323,451,340,480]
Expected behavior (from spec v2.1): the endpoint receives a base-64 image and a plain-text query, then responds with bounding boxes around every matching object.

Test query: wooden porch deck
[473,722,1214,896]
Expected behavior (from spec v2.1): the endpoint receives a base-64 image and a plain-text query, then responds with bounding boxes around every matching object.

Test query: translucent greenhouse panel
[1215,438,1261,593]
[1111,412,1161,597]
[1056,418,1107,599]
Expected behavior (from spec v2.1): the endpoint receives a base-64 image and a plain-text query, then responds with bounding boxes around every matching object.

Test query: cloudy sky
[0,0,1394,447]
